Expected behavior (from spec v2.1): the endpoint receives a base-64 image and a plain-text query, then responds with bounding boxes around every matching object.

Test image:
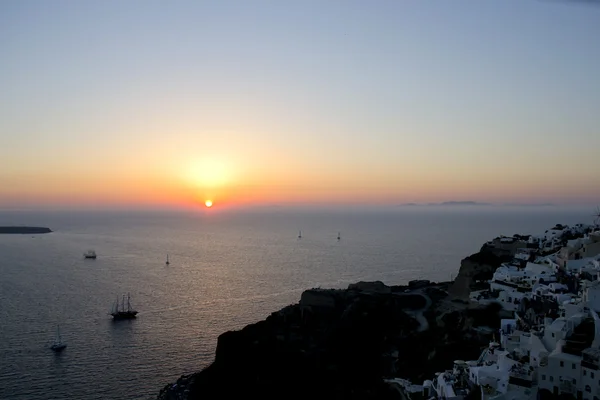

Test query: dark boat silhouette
[84,250,97,259]
[110,293,138,320]
[50,325,67,352]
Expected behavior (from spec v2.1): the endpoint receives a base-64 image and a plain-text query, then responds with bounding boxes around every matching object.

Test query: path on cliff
[396,291,432,332]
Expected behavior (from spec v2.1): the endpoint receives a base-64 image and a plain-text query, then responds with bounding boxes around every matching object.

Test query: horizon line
[0,202,598,213]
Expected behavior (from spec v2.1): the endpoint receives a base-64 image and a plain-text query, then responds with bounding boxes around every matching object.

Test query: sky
[1,0,599,210]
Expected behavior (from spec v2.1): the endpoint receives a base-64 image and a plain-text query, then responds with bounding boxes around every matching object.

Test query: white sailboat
[298,230,302,239]
[166,254,170,265]
[50,325,66,352]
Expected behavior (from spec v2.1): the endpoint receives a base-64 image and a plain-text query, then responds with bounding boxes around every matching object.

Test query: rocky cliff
[448,249,513,300]
[158,280,503,400]
[447,235,524,301]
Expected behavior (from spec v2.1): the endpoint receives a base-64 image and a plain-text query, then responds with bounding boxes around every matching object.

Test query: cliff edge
[157,222,597,400]
[158,280,502,400]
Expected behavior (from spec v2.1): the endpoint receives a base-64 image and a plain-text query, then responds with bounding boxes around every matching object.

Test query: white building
[583,281,600,313]
[489,262,559,311]
[495,290,529,312]
[538,348,582,398]
[581,348,600,400]
[432,360,471,400]
[537,310,600,400]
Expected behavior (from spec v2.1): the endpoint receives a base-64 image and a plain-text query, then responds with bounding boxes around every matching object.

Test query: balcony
[559,381,576,395]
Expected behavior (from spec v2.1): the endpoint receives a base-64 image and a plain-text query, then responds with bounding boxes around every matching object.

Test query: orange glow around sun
[205,200,213,208]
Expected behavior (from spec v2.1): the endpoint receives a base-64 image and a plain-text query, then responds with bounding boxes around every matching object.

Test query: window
[584,370,587,376]
[560,361,564,367]
[573,363,576,369]
[552,333,555,338]
[586,385,591,393]
[573,379,576,385]
[592,372,595,379]
[550,376,554,382]
[542,375,547,380]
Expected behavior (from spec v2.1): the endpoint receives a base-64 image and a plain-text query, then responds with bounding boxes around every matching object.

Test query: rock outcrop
[448,248,513,300]
[158,281,502,400]
[348,280,392,294]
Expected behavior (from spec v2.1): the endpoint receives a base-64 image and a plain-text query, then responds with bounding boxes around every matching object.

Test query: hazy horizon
[0,202,598,216]
[1,0,599,209]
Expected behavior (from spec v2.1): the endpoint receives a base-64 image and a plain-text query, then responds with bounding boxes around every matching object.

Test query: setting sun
[205,200,213,208]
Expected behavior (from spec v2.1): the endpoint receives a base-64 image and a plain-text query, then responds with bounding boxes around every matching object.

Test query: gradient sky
[1,0,599,210]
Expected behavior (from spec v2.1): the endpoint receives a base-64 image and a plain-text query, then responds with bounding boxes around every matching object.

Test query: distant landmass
[0,226,53,234]
[502,203,555,207]
[400,201,491,207]
[399,201,558,207]
[437,201,491,206]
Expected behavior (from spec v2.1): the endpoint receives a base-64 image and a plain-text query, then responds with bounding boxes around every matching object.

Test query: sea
[0,206,594,399]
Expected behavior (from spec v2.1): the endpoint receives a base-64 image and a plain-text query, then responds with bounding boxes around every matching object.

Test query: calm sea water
[0,207,592,399]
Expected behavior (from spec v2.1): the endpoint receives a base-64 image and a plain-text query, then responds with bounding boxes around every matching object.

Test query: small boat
[337,232,341,241]
[83,250,97,259]
[298,230,302,239]
[165,254,170,265]
[50,325,66,352]
[110,293,138,320]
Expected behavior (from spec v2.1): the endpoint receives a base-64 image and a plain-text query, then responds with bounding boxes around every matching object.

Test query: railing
[510,370,532,381]
[559,381,576,395]
[508,376,534,388]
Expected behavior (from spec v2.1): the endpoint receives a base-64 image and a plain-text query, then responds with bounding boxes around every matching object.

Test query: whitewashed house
[580,348,600,399]
[538,309,600,400]
[538,346,582,398]
[583,281,600,313]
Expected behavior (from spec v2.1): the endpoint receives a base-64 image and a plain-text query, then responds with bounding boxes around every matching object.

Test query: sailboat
[337,232,341,241]
[83,249,97,259]
[110,293,138,320]
[166,254,170,265]
[50,325,67,352]
[298,230,302,239]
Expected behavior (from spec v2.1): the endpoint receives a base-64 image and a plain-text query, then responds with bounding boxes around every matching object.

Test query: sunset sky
[1,0,599,210]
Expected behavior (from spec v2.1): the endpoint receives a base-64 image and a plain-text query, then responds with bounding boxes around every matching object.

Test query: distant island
[0,226,52,234]
[435,201,491,206]
[502,202,555,207]
[400,200,491,206]
[400,201,556,207]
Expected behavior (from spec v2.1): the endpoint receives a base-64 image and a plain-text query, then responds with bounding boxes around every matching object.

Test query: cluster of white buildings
[396,223,600,400]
